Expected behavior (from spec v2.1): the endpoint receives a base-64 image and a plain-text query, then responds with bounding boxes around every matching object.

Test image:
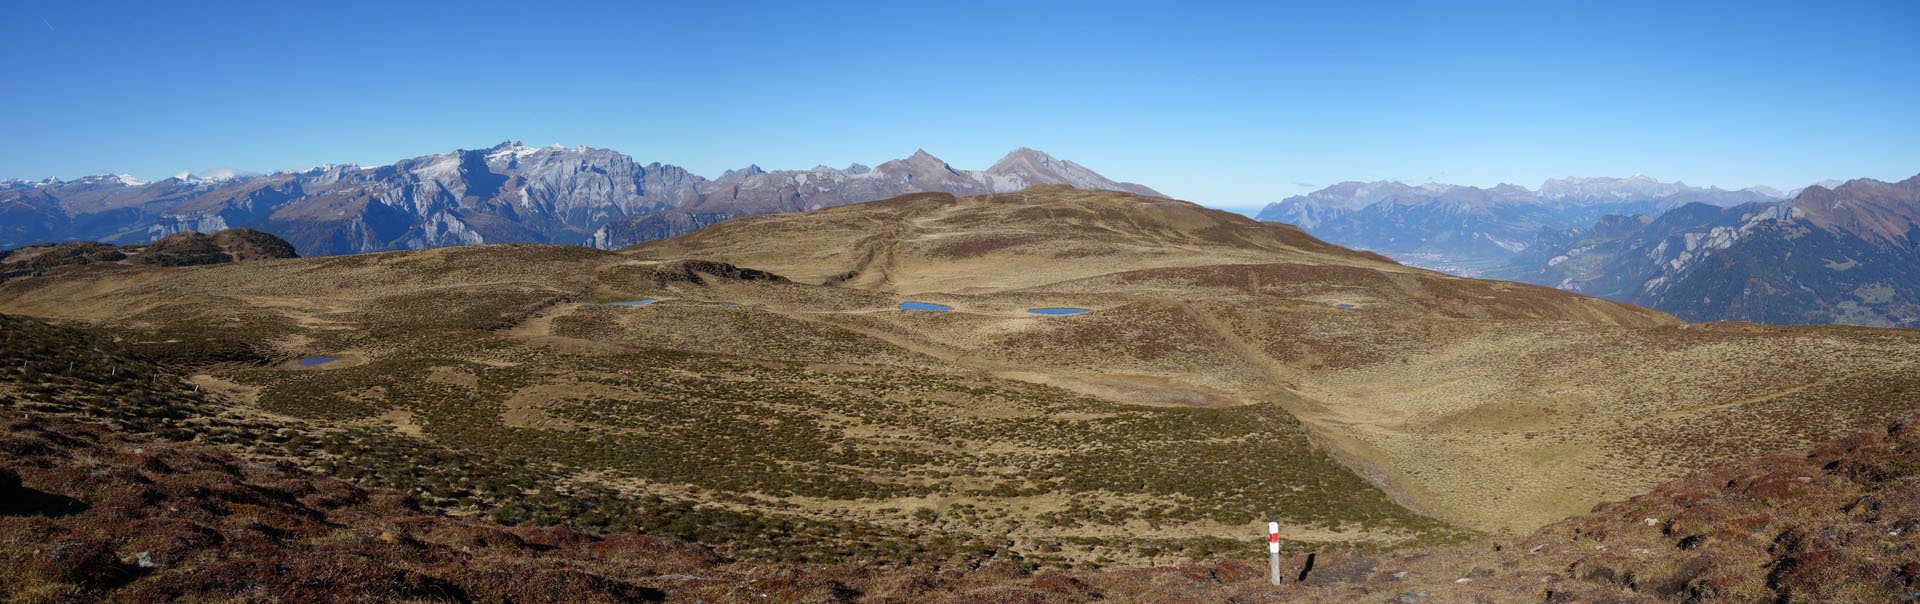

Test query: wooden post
[1268,521,1281,586]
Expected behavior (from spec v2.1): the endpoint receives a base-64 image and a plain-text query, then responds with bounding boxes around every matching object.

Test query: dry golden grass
[4,186,1917,563]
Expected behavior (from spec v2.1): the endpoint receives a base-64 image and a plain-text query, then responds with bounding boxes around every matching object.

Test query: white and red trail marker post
[1267,521,1281,585]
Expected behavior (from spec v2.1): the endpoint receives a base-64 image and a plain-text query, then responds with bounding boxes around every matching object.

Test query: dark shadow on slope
[0,467,88,517]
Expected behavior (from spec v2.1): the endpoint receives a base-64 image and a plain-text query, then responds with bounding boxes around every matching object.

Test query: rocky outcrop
[0,228,296,282]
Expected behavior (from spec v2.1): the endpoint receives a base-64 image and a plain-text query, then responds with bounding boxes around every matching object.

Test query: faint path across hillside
[1648,369,1881,422]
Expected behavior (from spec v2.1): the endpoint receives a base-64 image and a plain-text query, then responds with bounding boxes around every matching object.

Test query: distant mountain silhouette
[0,144,1159,256]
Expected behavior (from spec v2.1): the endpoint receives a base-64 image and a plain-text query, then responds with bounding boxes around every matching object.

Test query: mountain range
[11,146,1915,330]
[1254,175,1791,269]
[1257,173,1920,328]
[0,144,1159,257]
[1501,174,1920,327]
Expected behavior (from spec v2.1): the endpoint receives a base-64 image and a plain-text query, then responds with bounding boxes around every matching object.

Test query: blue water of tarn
[898,301,951,311]
[1335,304,1354,309]
[300,356,341,366]
[1027,308,1090,315]
[577,298,657,306]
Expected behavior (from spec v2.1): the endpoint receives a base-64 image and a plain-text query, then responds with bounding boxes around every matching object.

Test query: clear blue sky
[3,1,1916,214]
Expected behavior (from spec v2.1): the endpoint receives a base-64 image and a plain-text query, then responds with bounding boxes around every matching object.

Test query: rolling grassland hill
[623,185,1920,532]
[0,218,1471,567]
[0,228,297,284]
[1,185,1918,577]
[4,311,1918,603]
[624,185,1412,293]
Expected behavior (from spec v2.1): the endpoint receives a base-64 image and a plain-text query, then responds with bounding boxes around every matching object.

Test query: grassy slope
[0,244,1467,567]
[2,187,1917,556]
[6,318,1920,602]
[624,188,1920,533]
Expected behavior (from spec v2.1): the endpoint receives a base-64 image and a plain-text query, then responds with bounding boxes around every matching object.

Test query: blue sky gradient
[2,0,1915,213]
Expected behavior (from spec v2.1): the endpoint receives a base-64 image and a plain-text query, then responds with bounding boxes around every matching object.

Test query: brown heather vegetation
[0,398,1300,603]
[2,186,1919,600]
[1260,412,1920,603]
[4,319,1920,602]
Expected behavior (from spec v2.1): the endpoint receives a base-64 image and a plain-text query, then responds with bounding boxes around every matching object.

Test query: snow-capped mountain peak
[485,141,543,163]
[169,168,259,184]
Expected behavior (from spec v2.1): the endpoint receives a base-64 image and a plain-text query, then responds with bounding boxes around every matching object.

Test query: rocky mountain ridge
[0,144,1160,257]
[1501,174,1920,326]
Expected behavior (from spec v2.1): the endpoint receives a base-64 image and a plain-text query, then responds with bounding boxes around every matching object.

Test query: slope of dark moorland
[6,326,1920,602]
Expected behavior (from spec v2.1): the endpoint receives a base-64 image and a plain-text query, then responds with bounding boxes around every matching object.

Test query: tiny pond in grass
[581,299,657,306]
[1027,308,1090,315]
[300,356,342,367]
[1335,304,1354,309]
[898,302,951,311]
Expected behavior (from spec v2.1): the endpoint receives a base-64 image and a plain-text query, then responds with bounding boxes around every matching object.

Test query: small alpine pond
[1027,308,1090,315]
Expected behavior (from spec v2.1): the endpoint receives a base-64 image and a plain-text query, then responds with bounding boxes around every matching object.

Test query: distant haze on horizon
[2,0,1914,211]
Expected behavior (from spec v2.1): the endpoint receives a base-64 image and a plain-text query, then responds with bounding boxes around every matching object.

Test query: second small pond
[1027,308,1090,315]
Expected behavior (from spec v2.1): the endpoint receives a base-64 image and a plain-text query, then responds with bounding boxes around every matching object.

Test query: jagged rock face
[1256,177,1782,267]
[219,143,709,254]
[4,144,1159,256]
[1501,174,1920,327]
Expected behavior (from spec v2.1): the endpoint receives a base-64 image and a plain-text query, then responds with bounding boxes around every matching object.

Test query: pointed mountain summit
[715,164,767,184]
[971,148,1163,197]
[859,149,986,194]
